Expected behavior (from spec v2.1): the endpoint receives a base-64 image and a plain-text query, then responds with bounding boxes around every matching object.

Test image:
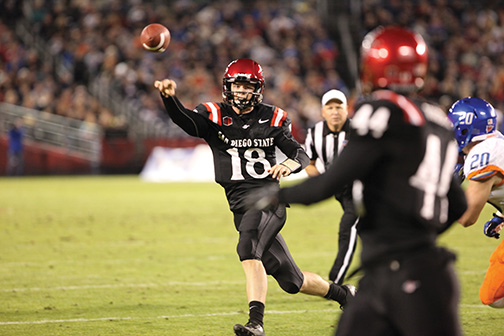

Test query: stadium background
[1,0,503,175]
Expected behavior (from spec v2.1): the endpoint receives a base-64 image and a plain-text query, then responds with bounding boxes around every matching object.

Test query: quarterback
[154,58,354,336]
[449,97,504,308]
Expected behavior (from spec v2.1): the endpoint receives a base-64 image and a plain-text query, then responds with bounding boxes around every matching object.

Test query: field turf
[0,176,502,335]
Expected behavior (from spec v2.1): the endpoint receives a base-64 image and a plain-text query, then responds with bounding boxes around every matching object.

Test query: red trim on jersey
[373,90,425,126]
[271,107,287,127]
[202,102,222,125]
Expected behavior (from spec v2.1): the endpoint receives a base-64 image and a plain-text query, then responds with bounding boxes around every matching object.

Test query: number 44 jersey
[464,132,504,210]
[347,90,465,263]
[275,90,466,265]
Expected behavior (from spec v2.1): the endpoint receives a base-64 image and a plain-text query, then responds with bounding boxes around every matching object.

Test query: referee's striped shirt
[304,118,351,171]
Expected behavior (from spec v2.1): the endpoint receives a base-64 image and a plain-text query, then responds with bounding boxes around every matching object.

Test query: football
[140,23,171,53]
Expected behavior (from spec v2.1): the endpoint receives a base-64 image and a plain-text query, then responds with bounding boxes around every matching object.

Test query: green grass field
[0,176,502,335]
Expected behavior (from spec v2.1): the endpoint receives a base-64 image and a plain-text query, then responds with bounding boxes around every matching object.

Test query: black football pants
[234,205,304,294]
[335,246,462,336]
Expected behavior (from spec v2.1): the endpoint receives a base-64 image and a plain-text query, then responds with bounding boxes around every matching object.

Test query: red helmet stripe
[271,107,287,127]
[373,90,425,126]
[203,102,222,125]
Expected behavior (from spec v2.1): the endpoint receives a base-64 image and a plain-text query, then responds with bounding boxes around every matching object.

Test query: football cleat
[233,322,265,336]
[340,284,357,310]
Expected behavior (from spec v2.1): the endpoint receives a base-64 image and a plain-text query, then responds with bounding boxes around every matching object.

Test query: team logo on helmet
[486,119,495,133]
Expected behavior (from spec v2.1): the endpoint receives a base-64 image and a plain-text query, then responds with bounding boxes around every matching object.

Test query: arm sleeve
[278,137,384,205]
[160,95,209,138]
[439,177,468,233]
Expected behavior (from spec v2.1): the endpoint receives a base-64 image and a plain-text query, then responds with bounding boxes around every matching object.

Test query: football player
[154,58,355,336]
[448,97,504,308]
[247,26,467,335]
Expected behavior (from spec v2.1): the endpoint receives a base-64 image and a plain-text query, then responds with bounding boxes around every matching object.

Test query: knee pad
[237,229,258,261]
[263,244,304,294]
[236,207,286,261]
[277,278,302,294]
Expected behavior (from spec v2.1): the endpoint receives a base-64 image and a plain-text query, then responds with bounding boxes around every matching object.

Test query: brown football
[140,23,171,53]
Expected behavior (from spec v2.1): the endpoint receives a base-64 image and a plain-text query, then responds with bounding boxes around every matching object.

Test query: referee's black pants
[329,193,358,284]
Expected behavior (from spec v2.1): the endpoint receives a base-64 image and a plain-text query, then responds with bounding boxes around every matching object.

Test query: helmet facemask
[223,77,264,110]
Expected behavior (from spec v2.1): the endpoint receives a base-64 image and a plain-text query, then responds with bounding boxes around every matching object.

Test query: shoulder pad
[465,137,504,181]
[200,102,222,125]
[271,107,288,127]
[372,90,425,126]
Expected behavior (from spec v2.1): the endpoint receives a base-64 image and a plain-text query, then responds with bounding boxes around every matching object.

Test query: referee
[304,89,359,284]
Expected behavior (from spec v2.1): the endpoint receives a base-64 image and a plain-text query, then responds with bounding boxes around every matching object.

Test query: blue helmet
[447,97,497,152]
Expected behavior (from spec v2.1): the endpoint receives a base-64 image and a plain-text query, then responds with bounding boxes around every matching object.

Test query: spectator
[3,0,504,143]
[7,117,24,176]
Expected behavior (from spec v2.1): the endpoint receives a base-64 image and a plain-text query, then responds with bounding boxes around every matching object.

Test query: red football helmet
[222,58,265,110]
[360,26,428,93]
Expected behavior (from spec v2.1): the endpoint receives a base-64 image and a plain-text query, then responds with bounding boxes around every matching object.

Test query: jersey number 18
[227,148,272,180]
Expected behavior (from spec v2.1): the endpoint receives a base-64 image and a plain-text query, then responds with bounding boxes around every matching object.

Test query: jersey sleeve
[304,127,317,161]
[161,95,210,138]
[464,137,504,181]
[275,114,309,173]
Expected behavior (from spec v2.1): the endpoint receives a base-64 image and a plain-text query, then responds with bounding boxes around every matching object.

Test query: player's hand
[245,184,280,211]
[154,79,177,97]
[484,214,504,239]
[453,163,465,184]
[269,164,291,180]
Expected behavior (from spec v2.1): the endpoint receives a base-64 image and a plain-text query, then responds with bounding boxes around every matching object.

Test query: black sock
[248,300,265,326]
[324,282,347,304]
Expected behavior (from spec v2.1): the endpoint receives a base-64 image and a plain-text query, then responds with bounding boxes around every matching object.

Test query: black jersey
[278,90,467,265]
[161,96,309,212]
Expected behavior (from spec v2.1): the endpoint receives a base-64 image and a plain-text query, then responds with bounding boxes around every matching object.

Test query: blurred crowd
[360,0,504,120]
[1,0,504,139]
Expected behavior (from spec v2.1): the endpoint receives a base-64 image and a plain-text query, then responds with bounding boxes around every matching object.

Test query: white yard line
[0,281,243,292]
[0,309,335,325]
[0,305,488,326]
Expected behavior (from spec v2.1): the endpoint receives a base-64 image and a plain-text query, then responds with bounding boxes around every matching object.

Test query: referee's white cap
[321,89,347,106]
